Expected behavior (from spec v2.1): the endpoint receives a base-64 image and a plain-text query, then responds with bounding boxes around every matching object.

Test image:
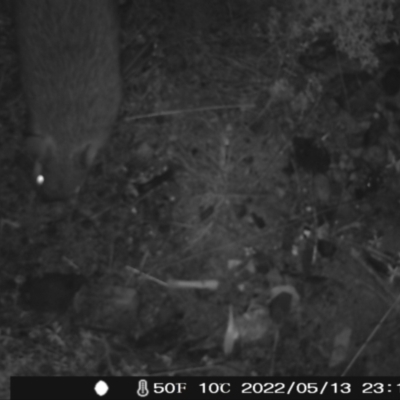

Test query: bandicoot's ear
[80,140,103,169]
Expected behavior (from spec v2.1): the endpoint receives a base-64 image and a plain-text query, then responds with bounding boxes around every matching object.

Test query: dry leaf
[223,306,240,355]
[329,326,352,368]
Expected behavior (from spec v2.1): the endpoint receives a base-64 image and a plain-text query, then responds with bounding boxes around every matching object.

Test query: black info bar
[10,377,400,399]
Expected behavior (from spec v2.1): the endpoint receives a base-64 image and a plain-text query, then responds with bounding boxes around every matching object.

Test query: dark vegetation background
[1,0,400,395]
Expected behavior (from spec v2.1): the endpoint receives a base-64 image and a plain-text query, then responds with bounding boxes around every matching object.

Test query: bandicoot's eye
[36,174,45,186]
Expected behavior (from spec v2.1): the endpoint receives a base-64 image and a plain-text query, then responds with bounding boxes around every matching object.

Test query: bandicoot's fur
[15,0,122,200]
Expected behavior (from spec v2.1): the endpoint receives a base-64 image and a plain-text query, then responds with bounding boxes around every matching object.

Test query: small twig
[126,266,219,290]
[124,104,254,121]
[342,292,400,376]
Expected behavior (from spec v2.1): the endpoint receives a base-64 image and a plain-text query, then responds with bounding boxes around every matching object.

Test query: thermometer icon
[137,379,149,397]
